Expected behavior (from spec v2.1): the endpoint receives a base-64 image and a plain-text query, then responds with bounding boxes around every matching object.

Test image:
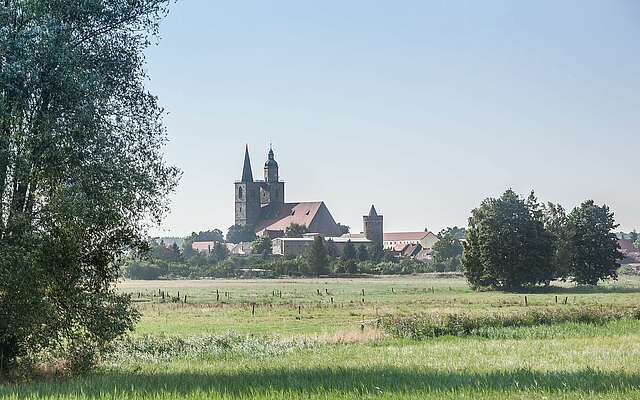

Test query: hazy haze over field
[145,0,640,236]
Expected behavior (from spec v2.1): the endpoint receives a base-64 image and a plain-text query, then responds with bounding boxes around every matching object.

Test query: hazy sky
[145,0,640,237]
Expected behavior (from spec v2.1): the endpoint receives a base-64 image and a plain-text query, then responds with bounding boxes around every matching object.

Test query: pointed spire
[368,205,378,217]
[241,144,254,182]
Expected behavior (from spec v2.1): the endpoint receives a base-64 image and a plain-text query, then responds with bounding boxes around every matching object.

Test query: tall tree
[357,244,370,262]
[251,236,272,256]
[336,223,350,235]
[0,0,177,369]
[463,190,554,290]
[226,224,256,244]
[190,229,224,242]
[306,236,328,275]
[567,201,623,285]
[432,231,463,271]
[341,240,357,273]
[326,239,338,258]
[542,202,572,280]
[630,229,639,243]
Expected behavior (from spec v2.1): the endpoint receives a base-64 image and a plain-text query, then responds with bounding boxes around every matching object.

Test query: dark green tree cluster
[463,190,623,290]
[252,236,273,256]
[306,236,329,275]
[0,0,178,371]
[432,230,464,272]
[226,224,257,244]
[284,223,309,238]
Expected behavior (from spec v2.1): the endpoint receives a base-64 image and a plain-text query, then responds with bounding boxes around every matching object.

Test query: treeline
[463,190,623,290]
[124,234,462,279]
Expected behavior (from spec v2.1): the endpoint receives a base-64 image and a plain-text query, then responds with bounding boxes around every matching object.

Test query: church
[234,145,343,238]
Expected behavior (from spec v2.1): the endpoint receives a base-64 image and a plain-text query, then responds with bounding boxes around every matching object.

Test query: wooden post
[524,296,528,306]
[184,295,187,303]
[564,296,568,304]
[391,287,394,294]
[317,289,321,295]
[555,295,558,304]
[298,305,302,315]
[252,303,255,316]
[330,297,334,304]
[362,289,365,296]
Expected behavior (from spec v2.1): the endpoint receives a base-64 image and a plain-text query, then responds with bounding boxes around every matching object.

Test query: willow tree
[0,0,178,370]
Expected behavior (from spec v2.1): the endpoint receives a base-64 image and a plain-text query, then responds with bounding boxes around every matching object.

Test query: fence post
[524,296,528,306]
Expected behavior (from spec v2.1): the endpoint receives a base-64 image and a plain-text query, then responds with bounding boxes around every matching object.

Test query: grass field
[2,275,640,399]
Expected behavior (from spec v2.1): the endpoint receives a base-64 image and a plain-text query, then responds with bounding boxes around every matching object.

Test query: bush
[379,307,640,339]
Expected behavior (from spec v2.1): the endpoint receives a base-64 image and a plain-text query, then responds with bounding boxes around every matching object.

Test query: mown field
[2,275,640,399]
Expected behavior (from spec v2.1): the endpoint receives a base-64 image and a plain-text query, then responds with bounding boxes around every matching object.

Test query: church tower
[260,145,285,205]
[363,205,383,246]
[235,145,261,227]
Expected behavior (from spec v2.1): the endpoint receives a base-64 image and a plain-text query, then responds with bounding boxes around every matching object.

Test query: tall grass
[379,306,640,339]
[106,333,315,364]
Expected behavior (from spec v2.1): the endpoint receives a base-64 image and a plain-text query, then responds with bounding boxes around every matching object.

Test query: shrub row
[105,333,315,364]
[378,307,640,339]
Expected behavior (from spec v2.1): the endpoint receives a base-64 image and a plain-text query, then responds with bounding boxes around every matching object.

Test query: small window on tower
[238,187,244,199]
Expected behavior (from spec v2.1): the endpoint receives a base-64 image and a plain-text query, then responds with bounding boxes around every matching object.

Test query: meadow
[2,274,640,399]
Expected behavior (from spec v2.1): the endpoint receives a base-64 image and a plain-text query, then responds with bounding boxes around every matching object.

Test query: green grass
[2,275,640,399]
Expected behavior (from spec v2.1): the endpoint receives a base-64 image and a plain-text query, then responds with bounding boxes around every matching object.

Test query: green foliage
[463,190,554,290]
[432,230,463,272]
[567,201,623,285]
[252,236,273,256]
[210,241,229,262]
[542,202,572,280]
[326,239,338,258]
[380,307,640,339]
[306,236,329,275]
[341,240,356,261]
[336,223,350,235]
[226,224,256,244]
[190,229,224,242]
[357,245,369,262]
[0,0,176,370]
[285,223,309,238]
[438,226,466,240]
[370,244,384,262]
[630,230,639,243]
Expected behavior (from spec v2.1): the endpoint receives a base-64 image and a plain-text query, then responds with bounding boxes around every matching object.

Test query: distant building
[383,231,439,250]
[234,145,341,238]
[191,241,218,253]
[363,205,383,246]
[272,235,372,257]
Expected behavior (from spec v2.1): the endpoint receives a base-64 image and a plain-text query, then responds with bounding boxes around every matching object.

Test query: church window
[238,187,243,199]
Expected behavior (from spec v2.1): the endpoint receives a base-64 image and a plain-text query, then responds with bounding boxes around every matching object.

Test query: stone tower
[235,145,261,227]
[260,145,285,206]
[363,205,383,246]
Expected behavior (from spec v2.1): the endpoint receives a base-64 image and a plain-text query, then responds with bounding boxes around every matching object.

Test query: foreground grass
[2,275,640,399]
[3,324,640,399]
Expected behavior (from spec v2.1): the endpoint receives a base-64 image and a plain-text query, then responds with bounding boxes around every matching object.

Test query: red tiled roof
[384,232,431,241]
[255,202,324,235]
[192,241,218,251]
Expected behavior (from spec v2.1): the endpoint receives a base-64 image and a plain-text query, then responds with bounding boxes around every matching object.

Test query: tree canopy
[567,201,623,285]
[306,236,328,275]
[226,224,256,244]
[285,223,308,238]
[463,190,554,290]
[0,0,177,370]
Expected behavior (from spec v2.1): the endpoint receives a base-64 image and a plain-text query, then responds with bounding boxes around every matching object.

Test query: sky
[145,0,640,237]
